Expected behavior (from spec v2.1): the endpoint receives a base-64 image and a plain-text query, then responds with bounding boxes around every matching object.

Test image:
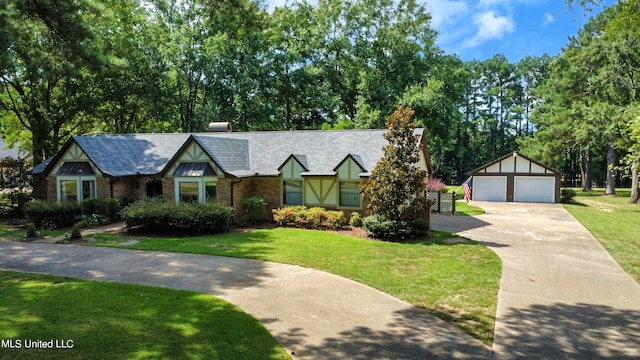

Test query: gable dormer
[334,154,366,180]
[165,139,222,177]
[278,154,308,179]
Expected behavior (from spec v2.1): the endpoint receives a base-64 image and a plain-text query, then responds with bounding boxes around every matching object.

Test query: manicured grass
[92,228,501,344]
[0,223,67,242]
[455,201,485,216]
[563,188,640,284]
[0,270,290,360]
[448,184,485,216]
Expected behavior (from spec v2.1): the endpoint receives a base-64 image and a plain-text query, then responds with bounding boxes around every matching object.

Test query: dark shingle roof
[35,129,425,178]
[75,134,190,176]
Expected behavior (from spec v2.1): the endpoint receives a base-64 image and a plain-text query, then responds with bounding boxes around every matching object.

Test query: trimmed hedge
[363,214,429,240]
[24,200,81,229]
[121,199,231,232]
[272,206,347,230]
[560,188,577,203]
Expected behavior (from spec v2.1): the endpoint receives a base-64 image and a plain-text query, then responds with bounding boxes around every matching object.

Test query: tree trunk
[629,159,639,204]
[580,149,593,191]
[605,142,616,195]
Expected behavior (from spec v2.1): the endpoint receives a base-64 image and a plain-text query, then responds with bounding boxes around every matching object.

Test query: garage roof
[470,152,563,175]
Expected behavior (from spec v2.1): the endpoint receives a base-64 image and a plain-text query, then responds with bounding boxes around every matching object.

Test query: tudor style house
[31,125,431,218]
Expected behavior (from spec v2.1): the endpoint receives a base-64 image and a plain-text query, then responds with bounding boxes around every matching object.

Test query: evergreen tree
[361,107,427,222]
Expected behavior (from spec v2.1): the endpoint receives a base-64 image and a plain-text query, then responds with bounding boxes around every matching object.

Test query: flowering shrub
[272,206,347,230]
[427,176,448,193]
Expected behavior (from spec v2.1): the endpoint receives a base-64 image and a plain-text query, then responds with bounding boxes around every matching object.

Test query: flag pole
[454,176,472,193]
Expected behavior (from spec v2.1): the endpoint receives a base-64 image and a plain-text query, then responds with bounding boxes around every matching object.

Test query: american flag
[463,177,472,203]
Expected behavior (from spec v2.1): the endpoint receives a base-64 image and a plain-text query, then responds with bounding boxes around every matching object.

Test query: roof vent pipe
[208,122,232,132]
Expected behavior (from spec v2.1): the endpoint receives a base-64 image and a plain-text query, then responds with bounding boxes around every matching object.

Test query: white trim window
[173,162,218,204]
[339,181,361,208]
[283,180,303,205]
[57,176,97,202]
[175,177,217,204]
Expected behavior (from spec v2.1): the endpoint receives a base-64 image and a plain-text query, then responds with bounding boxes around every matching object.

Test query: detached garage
[470,152,563,203]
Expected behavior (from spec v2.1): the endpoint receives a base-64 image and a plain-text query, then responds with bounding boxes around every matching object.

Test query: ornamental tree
[361,106,428,222]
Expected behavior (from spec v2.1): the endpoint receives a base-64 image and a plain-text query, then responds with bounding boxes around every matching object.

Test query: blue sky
[263,0,616,63]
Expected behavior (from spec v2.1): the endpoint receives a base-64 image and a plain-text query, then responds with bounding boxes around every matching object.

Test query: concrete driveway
[0,241,490,359]
[432,201,640,359]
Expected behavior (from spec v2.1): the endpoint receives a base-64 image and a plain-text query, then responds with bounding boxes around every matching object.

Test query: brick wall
[162,178,175,203]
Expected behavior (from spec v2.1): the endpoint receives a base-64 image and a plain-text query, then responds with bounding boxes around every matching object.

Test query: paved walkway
[0,240,490,359]
[432,202,640,359]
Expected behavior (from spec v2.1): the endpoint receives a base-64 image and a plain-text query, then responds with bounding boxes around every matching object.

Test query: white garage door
[473,176,507,201]
[514,176,555,203]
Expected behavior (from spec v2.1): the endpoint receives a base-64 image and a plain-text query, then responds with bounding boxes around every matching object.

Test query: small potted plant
[70,223,82,239]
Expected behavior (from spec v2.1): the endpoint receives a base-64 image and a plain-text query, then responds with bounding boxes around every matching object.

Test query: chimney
[208,122,232,132]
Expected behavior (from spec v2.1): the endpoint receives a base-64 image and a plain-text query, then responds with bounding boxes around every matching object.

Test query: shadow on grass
[93,229,278,261]
[0,271,290,360]
[494,302,640,359]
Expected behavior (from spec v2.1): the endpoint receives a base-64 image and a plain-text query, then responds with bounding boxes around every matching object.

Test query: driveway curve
[432,202,640,359]
[0,241,490,359]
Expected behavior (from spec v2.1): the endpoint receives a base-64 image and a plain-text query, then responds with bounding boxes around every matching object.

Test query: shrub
[272,206,347,230]
[349,212,363,227]
[121,199,231,232]
[78,214,110,228]
[102,197,120,222]
[26,223,37,237]
[363,215,429,240]
[561,188,576,203]
[427,177,448,193]
[24,200,81,228]
[120,195,136,208]
[239,196,267,225]
[70,223,81,238]
[81,197,99,215]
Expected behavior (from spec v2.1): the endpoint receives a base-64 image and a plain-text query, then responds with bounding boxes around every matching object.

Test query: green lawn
[455,201,485,216]
[563,188,640,284]
[447,184,485,216]
[0,223,66,242]
[0,270,290,360]
[91,227,501,344]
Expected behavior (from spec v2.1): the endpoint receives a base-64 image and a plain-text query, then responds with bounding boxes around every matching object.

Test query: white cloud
[542,12,556,26]
[461,11,515,49]
[424,0,470,29]
[477,0,509,8]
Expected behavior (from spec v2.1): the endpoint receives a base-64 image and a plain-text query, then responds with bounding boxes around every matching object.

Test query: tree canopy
[1,0,638,201]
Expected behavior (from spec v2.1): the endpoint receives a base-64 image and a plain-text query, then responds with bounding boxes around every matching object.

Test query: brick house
[32,126,431,219]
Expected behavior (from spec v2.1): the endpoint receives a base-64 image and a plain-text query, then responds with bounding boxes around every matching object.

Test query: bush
[121,199,231,232]
[120,195,136,208]
[70,223,82,238]
[239,196,267,225]
[103,197,120,222]
[78,214,110,228]
[81,197,99,215]
[272,206,347,230]
[561,188,576,203]
[427,177,448,193]
[349,212,363,227]
[26,223,37,237]
[363,215,429,240]
[24,200,81,229]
